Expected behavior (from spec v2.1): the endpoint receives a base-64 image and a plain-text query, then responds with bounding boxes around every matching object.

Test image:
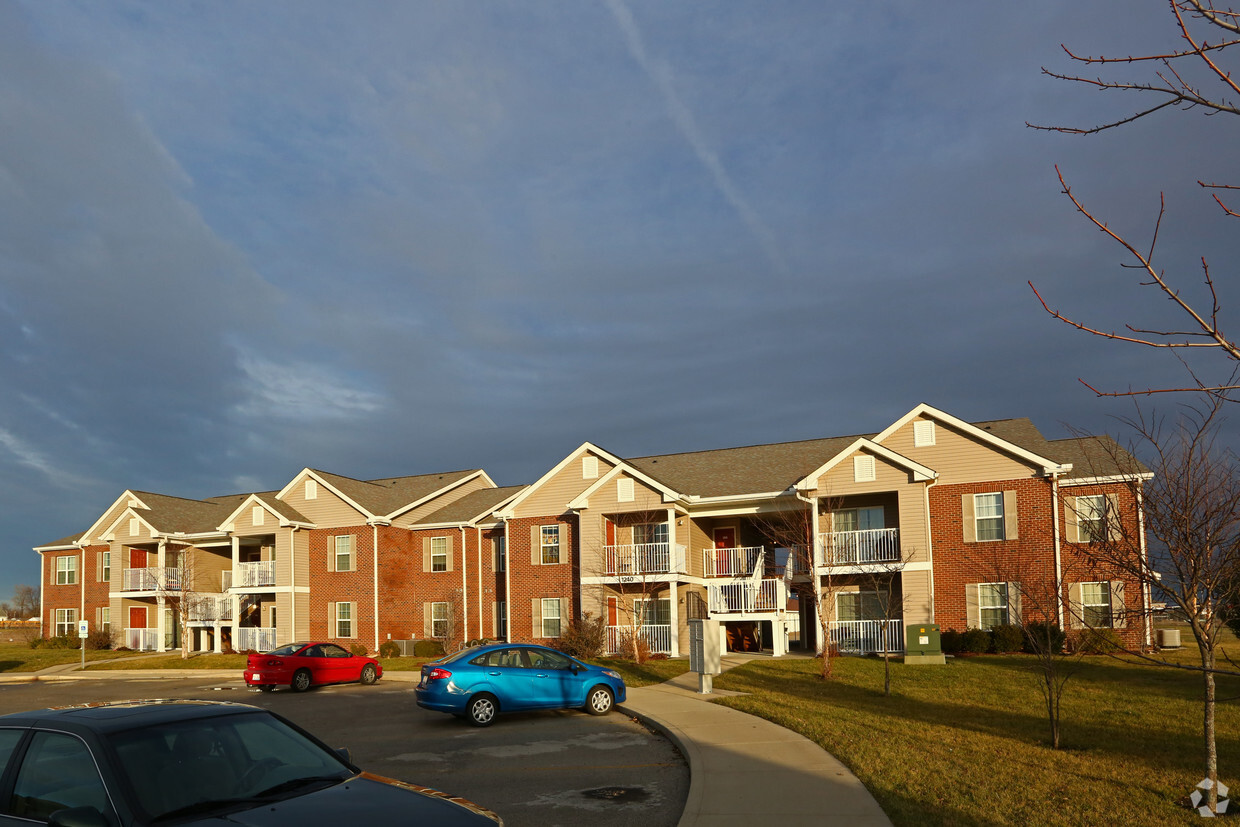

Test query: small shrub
[1074,627,1123,654]
[1022,621,1066,655]
[615,630,651,662]
[990,624,1024,654]
[39,635,78,650]
[940,629,962,655]
[414,639,445,658]
[27,637,43,649]
[960,628,991,654]
[378,640,401,659]
[552,613,607,660]
[648,652,669,660]
[84,629,114,651]
[349,643,368,657]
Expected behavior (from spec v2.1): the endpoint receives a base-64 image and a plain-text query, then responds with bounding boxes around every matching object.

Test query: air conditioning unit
[1156,628,1181,649]
[395,639,418,657]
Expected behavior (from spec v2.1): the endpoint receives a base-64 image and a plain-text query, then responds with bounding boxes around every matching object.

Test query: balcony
[703,546,764,577]
[603,544,686,578]
[125,628,158,651]
[606,624,673,655]
[828,619,904,654]
[121,567,181,592]
[708,578,787,614]
[236,627,276,652]
[187,595,234,623]
[232,561,275,588]
[819,528,901,566]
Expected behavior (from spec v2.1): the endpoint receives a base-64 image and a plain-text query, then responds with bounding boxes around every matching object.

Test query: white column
[156,596,166,652]
[669,583,680,658]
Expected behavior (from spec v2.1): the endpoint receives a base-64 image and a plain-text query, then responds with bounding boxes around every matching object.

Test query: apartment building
[35,404,1151,656]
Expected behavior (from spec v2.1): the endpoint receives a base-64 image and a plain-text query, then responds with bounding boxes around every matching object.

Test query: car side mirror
[48,807,109,827]
[335,747,352,764]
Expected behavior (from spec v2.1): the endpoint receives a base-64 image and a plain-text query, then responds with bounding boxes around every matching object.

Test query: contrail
[605,0,787,275]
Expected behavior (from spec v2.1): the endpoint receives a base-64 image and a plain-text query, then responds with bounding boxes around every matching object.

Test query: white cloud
[234,354,385,421]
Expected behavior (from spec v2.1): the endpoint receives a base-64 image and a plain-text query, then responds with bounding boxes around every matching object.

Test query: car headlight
[602,670,621,680]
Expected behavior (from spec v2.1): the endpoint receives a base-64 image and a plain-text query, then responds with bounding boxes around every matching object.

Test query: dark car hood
[187,775,499,826]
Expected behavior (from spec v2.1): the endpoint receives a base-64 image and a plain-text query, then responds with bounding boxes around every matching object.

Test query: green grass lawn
[712,652,1238,825]
[0,641,126,673]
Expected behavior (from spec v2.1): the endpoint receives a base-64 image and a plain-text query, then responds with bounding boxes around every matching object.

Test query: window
[617,478,634,502]
[98,607,110,632]
[974,493,1005,541]
[430,537,448,572]
[854,455,876,482]
[836,592,886,622]
[55,608,77,637]
[540,525,561,564]
[494,536,506,572]
[333,535,353,572]
[633,523,669,545]
[541,598,561,638]
[99,551,110,582]
[583,456,598,479]
[55,556,77,586]
[496,601,507,638]
[1082,582,1113,627]
[914,420,936,447]
[634,597,671,626]
[305,479,317,499]
[334,602,353,638]
[978,583,1009,630]
[430,602,449,638]
[1075,495,1107,543]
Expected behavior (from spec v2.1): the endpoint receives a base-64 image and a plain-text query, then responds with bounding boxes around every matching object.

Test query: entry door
[714,527,736,575]
[129,548,146,568]
[129,606,146,629]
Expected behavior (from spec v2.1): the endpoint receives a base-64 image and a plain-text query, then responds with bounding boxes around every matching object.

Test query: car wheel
[467,693,498,727]
[585,685,614,716]
[360,664,377,685]
[291,669,313,693]
[259,684,275,693]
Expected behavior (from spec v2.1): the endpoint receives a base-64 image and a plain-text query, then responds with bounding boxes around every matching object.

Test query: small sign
[78,620,89,639]
[919,636,930,646]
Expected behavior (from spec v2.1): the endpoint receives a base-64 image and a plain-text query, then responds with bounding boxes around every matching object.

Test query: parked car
[0,699,501,825]
[243,641,382,692]
[415,643,627,727]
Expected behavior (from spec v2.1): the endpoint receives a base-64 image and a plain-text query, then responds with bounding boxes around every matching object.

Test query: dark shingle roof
[1045,435,1149,479]
[311,469,483,517]
[418,485,528,525]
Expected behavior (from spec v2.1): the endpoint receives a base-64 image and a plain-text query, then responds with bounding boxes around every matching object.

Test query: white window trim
[1081,581,1113,628]
[334,535,354,572]
[99,551,111,583]
[55,555,78,586]
[978,582,1010,630]
[431,601,449,638]
[541,525,561,565]
[1076,494,1106,543]
[54,608,78,637]
[541,598,562,638]
[334,601,355,638]
[494,536,506,572]
[974,492,1005,542]
[430,537,449,572]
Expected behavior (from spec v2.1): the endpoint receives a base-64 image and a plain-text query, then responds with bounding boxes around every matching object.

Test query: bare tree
[858,546,918,697]
[1075,398,1240,812]
[11,585,38,620]
[1029,1,1240,401]
[600,506,677,666]
[753,494,846,679]
[156,546,201,659]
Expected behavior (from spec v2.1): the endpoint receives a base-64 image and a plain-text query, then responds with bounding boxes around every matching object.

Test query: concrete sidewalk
[4,656,893,826]
[620,655,892,827]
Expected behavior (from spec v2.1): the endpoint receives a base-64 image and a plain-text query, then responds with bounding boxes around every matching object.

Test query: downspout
[476,526,483,640]
[923,477,939,623]
[289,526,298,643]
[38,551,45,637]
[373,524,380,651]
[1051,475,1065,628]
[1138,483,1151,648]
[79,544,86,628]
[460,526,469,643]
[502,516,512,642]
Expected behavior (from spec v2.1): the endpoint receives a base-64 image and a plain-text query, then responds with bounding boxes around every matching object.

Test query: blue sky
[2,1,1238,599]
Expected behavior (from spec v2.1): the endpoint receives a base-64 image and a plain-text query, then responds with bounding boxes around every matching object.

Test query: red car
[244,641,383,692]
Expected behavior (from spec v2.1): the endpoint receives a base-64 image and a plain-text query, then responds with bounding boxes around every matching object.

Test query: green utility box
[904,623,945,665]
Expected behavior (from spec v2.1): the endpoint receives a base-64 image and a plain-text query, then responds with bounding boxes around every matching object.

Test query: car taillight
[427,668,452,681]
[266,658,283,667]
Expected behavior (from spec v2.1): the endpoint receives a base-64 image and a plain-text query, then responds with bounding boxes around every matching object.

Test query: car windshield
[108,711,352,821]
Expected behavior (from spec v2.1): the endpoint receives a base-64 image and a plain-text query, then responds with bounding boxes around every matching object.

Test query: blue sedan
[416,643,627,727]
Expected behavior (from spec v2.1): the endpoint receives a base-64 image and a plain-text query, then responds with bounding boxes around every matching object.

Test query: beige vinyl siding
[575,475,672,577]
[115,516,153,544]
[274,531,293,587]
[274,592,292,646]
[390,476,495,527]
[901,569,934,624]
[882,418,1040,484]
[294,591,311,640]
[513,454,617,518]
[93,501,138,545]
[292,530,310,590]
[281,480,367,527]
[685,520,713,577]
[191,550,231,593]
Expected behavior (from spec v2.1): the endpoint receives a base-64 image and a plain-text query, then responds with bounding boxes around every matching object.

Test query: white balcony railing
[828,619,904,654]
[603,544,686,577]
[125,628,158,651]
[188,595,234,622]
[121,567,182,591]
[819,528,901,566]
[236,627,276,652]
[233,561,276,588]
[708,578,786,614]
[606,624,673,655]
[703,546,765,577]
[221,570,232,591]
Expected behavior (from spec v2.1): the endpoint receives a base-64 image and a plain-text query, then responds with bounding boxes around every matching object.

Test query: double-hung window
[496,601,507,638]
[494,536,506,572]
[974,493,1005,541]
[334,535,353,572]
[541,598,562,638]
[99,551,110,583]
[978,583,1010,629]
[430,602,449,638]
[99,607,110,632]
[540,526,561,565]
[335,602,353,638]
[55,556,77,586]
[430,538,448,572]
[1081,582,1113,627]
[1076,495,1107,543]
[55,608,77,637]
